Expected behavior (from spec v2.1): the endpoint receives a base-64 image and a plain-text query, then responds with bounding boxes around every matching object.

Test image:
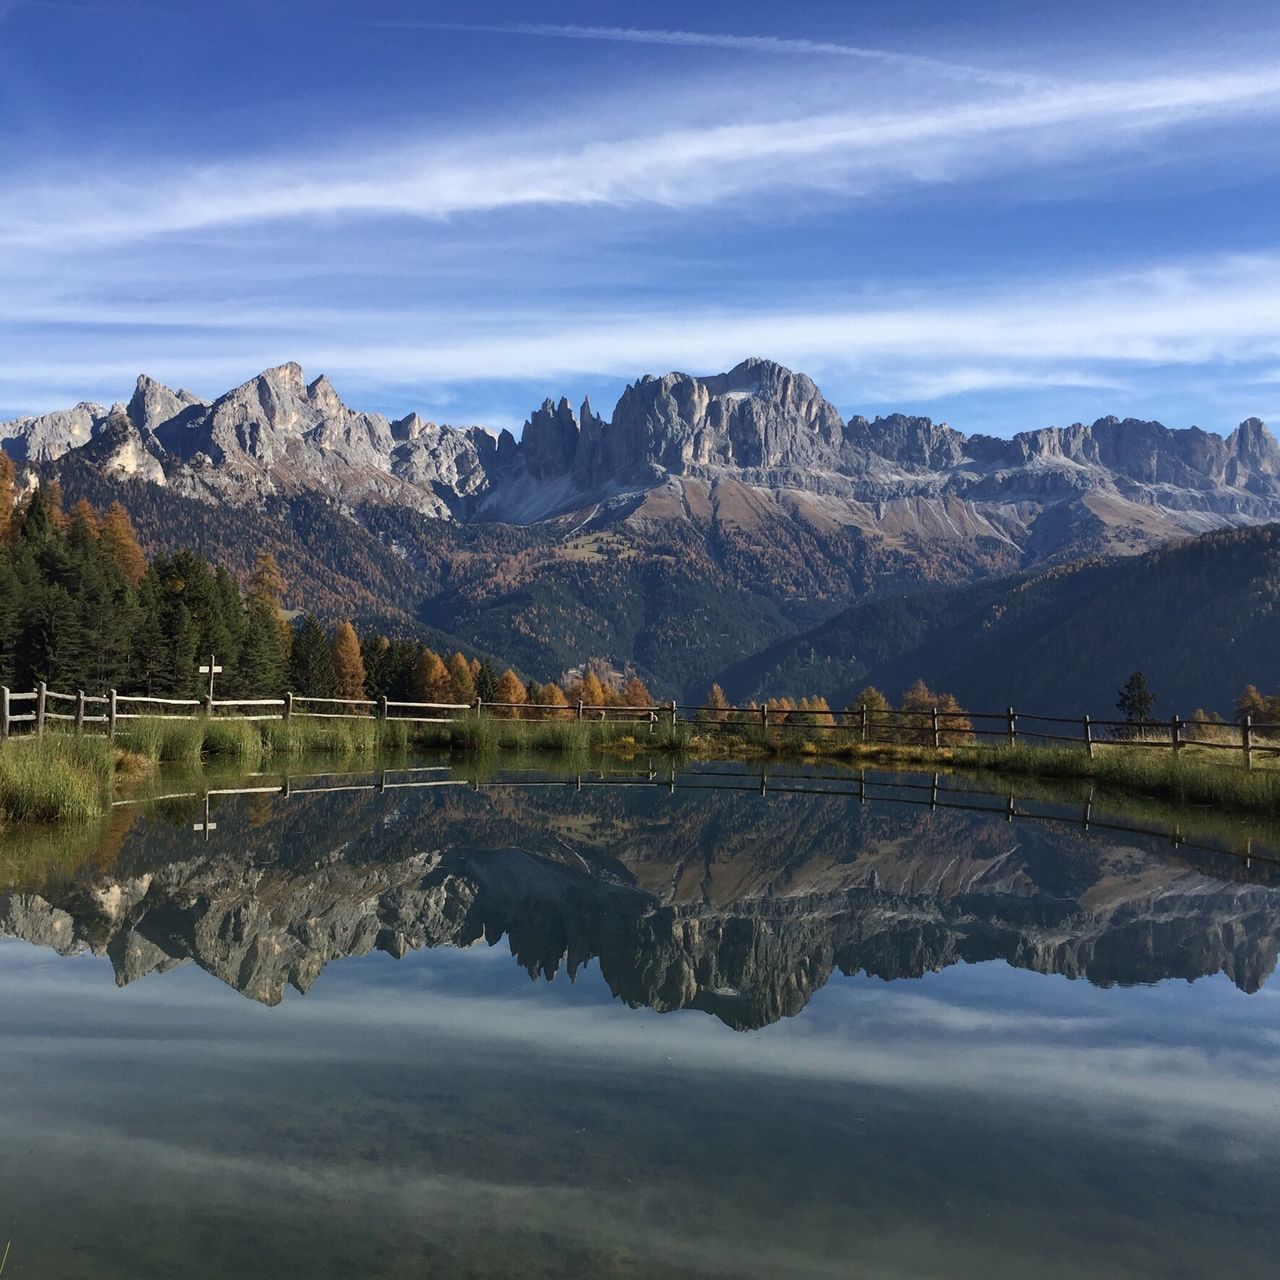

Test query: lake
[1,761,1278,1278]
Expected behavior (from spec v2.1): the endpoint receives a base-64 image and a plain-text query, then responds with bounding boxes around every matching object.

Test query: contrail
[368,21,1042,90]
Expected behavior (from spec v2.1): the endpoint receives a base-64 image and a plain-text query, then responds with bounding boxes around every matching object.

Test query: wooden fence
[1,681,1277,769]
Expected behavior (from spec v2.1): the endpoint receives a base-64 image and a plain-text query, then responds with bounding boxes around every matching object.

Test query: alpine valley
[6,357,1280,703]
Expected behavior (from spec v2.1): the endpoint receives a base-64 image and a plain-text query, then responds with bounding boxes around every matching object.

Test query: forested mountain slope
[715,525,1280,717]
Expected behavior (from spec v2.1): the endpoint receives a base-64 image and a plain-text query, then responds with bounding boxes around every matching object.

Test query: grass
[6,711,1280,829]
[0,732,116,823]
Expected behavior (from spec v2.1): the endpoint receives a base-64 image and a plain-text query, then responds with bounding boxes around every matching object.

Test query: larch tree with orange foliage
[413,649,453,703]
[448,652,476,704]
[540,681,571,718]
[99,502,147,587]
[493,668,528,718]
[0,450,14,542]
[330,620,367,703]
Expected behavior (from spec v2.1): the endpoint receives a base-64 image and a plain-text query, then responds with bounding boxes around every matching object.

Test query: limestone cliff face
[6,358,1280,557]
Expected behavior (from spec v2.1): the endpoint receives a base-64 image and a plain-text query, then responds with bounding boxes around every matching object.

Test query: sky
[3,0,1280,436]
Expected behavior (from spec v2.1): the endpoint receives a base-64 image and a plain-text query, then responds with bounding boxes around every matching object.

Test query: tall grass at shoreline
[0,733,116,822]
[5,713,1280,828]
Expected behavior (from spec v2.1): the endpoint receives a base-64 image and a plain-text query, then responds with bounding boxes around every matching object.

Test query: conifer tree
[43,476,67,532]
[331,620,367,702]
[240,600,287,695]
[448,652,476,704]
[475,657,498,702]
[847,685,890,737]
[579,670,606,711]
[620,676,652,708]
[701,683,729,724]
[99,502,147,587]
[493,667,527,718]
[1116,671,1155,724]
[0,449,14,543]
[541,681,571,718]
[289,615,336,697]
[412,648,452,703]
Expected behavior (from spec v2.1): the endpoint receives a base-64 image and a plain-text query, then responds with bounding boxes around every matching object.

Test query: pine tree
[448,652,475,704]
[99,502,147,587]
[1116,671,1155,724]
[289,615,336,697]
[493,667,527,718]
[240,600,287,695]
[475,657,498,702]
[330,620,367,703]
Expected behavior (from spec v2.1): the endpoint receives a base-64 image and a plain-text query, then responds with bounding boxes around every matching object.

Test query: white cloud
[2,64,1279,249]
[377,21,1044,90]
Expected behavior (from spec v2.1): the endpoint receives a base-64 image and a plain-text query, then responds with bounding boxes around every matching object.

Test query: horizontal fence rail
[1,681,1278,771]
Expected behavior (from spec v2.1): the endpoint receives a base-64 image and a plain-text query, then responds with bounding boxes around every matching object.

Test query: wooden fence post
[1083,714,1094,759]
[35,681,47,736]
[75,689,85,731]
[577,699,584,722]
[474,696,483,718]
[860,703,868,743]
[108,689,117,740]
[669,699,677,730]
[377,695,388,722]
[1006,706,1017,748]
[1243,714,1253,770]
[200,694,212,718]
[1172,715,1182,757]
[284,691,294,722]
[931,707,940,750]
[0,686,9,739]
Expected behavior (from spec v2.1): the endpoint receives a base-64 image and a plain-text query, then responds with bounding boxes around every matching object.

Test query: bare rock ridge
[4,358,1280,553]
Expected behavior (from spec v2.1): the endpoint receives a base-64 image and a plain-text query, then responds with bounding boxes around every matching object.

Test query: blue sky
[3,0,1280,436]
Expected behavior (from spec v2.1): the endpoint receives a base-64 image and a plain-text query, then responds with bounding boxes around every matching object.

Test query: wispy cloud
[2,64,1278,249]
[373,21,1043,90]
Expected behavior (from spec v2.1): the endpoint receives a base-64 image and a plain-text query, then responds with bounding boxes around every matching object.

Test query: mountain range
[6,358,1280,700]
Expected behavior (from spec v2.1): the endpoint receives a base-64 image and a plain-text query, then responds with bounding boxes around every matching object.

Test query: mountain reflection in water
[4,764,1278,1026]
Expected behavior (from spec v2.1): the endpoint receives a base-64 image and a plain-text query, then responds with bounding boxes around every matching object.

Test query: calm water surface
[1,762,1278,1278]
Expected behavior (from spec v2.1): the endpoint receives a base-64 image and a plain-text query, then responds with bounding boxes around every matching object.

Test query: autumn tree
[493,667,528,718]
[847,685,891,740]
[448,652,476,704]
[541,681,571,718]
[702,683,729,724]
[577,670,606,712]
[619,676,653,719]
[897,680,972,746]
[99,502,147,587]
[413,649,453,703]
[0,450,14,542]
[330,620,367,703]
